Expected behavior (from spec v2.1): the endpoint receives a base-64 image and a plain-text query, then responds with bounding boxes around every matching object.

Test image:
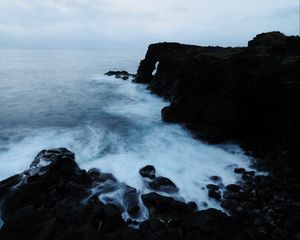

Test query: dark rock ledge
[0,148,252,240]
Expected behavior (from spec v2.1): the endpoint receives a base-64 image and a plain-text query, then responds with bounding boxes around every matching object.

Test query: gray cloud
[0,0,299,48]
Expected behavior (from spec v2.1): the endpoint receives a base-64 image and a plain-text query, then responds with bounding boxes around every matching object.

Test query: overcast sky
[0,0,299,48]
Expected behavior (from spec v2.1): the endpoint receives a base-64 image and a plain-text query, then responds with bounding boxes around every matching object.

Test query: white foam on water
[0,74,255,222]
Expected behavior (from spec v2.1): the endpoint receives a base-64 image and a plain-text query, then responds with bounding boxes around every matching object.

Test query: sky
[0,0,299,48]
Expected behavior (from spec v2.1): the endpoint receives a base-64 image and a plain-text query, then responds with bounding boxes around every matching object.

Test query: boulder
[148,176,179,193]
[139,165,156,179]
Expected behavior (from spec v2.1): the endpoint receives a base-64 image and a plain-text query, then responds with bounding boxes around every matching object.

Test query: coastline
[0,31,299,240]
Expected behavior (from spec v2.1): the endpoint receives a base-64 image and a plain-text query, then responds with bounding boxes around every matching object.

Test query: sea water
[0,48,253,221]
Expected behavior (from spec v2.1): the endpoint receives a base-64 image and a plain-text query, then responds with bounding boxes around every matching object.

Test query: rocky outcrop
[221,169,300,240]
[0,148,253,240]
[131,32,300,239]
[134,32,300,181]
[105,71,136,80]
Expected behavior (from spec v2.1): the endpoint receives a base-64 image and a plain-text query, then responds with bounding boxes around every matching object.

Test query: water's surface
[0,48,253,220]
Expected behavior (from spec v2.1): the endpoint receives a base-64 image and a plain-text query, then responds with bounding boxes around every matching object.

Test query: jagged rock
[139,165,156,179]
[208,190,221,200]
[0,148,125,240]
[123,186,140,216]
[187,201,198,210]
[234,168,246,174]
[134,32,300,182]
[206,184,219,191]
[0,148,254,240]
[148,176,179,193]
[226,184,242,192]
[141,192,189,215]
[105,70,136,80]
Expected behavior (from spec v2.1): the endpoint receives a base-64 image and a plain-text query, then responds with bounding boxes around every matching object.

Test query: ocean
[0,48,253,220]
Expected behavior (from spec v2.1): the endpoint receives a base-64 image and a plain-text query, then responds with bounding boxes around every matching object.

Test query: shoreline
[0,148,256,240]
[0,31,299,240]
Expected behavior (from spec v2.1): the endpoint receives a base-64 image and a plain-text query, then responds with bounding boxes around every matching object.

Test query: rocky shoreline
[1,32,300,239]
[1,148,299,239]
[111,32,300,239]
[0,148,253,240]
[134,32,300,181]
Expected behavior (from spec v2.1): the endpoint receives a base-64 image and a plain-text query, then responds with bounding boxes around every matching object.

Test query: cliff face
[135,32,300,179]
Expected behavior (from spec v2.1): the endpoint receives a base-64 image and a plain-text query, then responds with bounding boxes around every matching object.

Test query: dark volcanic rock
[105,70,136,80]
[133,32,300,239]
[234,168,246,174]
[210,176,223,183]
[139,165,156,179]
[123,186,140,217]
[0,148,126,240]
[142,192,188,215]
[208,190,221,201]
[148,176,179,193]
[226,184,241,192]
[206,184,219,191]
[0,148,254,240]
[134,32,300,182]
[141,193,252,239]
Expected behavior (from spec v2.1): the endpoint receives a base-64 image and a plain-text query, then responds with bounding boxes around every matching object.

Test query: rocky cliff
[134,32,300,180]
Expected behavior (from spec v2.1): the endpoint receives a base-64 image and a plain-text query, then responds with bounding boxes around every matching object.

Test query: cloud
[0,0,298,48]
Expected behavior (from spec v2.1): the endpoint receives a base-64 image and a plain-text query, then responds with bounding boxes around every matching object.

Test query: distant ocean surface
[0,48,253,215]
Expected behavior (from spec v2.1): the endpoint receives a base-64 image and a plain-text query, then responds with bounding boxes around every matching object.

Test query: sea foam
[0,75,254,222]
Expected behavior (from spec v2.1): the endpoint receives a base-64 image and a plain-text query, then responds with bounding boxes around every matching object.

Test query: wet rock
[98,173,117,182]
[223,191,243,200]
[0,148,127,240]
[142,192,189,215]
[242,172,255,181]
[1,147,286,240]
[234,168,246,174]
[187,201,198,211]
[208,190,221,200]
[87,168,102,181]
[139,165,156,179]
[123,186,140,217]
[148,176,179,193]
[105,71,136,80]
[127,204,140,216]
[225,184,241,192]
[199,202,208,208]
[5,149,257,240]
[206,184,219,191]
[0,174,22,197]
[209,176,223,183]
[88,168,117,183]
[30,148,75,168]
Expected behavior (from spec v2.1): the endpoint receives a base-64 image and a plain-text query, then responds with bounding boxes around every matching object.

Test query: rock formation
[134,32,300,181]
[0,148,252,240]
